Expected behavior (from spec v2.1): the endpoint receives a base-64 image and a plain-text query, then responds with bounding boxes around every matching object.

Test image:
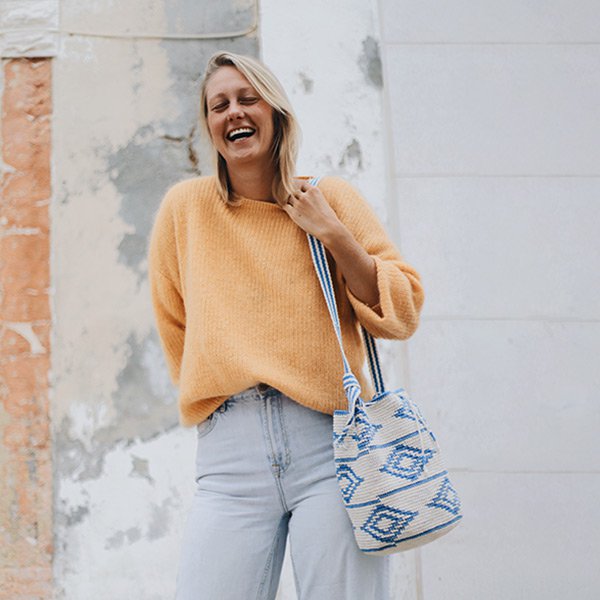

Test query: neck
[227,162,276,202]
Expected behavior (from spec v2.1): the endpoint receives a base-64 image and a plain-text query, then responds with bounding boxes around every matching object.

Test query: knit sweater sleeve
[322,176,425,340]
[147,185,186,386]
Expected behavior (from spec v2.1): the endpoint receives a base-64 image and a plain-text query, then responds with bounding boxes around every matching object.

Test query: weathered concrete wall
[0,57,53,598]
[379,1,600,598]
[52,1,257,598]
[4,0,597,598]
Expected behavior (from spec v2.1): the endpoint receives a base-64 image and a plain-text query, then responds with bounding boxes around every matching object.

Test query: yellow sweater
[148,175,425,427]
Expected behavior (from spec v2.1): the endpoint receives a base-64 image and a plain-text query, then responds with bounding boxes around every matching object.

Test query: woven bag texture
[332,389,462,554]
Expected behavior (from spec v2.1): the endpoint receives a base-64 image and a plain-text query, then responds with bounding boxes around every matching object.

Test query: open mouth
[226,127,256,142]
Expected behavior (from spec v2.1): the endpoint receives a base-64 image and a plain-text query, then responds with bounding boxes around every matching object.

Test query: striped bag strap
[306,176,387,408]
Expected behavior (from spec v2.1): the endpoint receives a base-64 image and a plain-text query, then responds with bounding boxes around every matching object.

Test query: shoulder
[150,175,217,247]
[316,175,370,217]
[317,175,360,198]
[152,175,218,229]
[159,175,218,212]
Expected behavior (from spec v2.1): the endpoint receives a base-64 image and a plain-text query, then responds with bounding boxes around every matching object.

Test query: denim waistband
[228,383,281,402]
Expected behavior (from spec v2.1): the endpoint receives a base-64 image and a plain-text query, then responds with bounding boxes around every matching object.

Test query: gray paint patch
[338,138,363,172]
[130,454,154,484]
[65,504,90,527]
[358,36,383,88]
[55,331,178,483]
[112,331,176,421]
[299,72,314,93]
[55,497,91,534]
[163,0,256,35]
[55,415,106,482]
[147,498,174,540]
[106,124,199,281]
[109,28,259,283]
[105,526,142,550]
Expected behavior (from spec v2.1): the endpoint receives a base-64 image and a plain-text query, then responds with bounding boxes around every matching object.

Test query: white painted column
[379,1,600,599]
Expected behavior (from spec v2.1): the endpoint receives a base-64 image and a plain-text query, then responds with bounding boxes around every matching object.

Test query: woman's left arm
[283,176,425,340]
[320,225,381,313]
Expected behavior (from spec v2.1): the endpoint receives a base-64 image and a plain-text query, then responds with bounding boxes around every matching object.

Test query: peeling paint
[338,138,364,172]
[130,454,154,484]
[56,376,177,485]
[105,526,142,550]
[106,124,195,280]
[65,505,90,527]
[4,322,46,354]
[56,415,106,482]
[147,498,174,541]
[112,331,176,422]
[0,225,41,237]
[55,332,178,483]
[55,494,91,535]
[358,36,383,88]
[298,71,313,93]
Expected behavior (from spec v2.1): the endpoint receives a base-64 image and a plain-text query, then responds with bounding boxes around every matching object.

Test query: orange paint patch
[0,57,53,597]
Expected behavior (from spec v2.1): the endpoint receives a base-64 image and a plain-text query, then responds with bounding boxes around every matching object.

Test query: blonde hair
[199,51,300,206]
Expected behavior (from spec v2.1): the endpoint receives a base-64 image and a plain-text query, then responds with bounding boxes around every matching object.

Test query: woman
[148,51,425,600]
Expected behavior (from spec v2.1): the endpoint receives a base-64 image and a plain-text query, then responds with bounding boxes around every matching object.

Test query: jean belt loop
[256,382,270,395]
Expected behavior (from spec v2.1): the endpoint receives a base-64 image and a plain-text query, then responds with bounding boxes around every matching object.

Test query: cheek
[206,116,221,141]
[262,111,275,142]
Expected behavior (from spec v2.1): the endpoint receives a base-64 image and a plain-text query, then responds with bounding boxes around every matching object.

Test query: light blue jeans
[175,384,390,599]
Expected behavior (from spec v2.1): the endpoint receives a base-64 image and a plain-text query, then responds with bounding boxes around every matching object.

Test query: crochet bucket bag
[306,177,463,555]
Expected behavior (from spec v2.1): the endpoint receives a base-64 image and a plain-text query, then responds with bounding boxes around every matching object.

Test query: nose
[226,100,244,121]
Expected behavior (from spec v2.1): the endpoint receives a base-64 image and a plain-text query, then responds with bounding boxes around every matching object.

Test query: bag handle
[307,177,430,456]
[306,176,387,419]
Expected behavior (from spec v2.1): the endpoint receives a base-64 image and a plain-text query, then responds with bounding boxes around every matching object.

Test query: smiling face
[205,66,275,172]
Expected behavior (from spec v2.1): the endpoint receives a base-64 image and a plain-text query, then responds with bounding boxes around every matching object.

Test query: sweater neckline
[234,195,282,208]
[229,176,316,208]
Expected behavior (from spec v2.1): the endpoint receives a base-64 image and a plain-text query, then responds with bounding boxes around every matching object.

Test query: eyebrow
[208,87,256,103]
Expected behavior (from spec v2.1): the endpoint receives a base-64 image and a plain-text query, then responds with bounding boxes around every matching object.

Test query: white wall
[379,1,600,598]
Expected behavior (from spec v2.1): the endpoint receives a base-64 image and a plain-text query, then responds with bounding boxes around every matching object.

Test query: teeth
[227,127,255,140]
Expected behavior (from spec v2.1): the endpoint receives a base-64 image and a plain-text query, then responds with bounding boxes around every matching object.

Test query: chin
[227,152,268,166]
